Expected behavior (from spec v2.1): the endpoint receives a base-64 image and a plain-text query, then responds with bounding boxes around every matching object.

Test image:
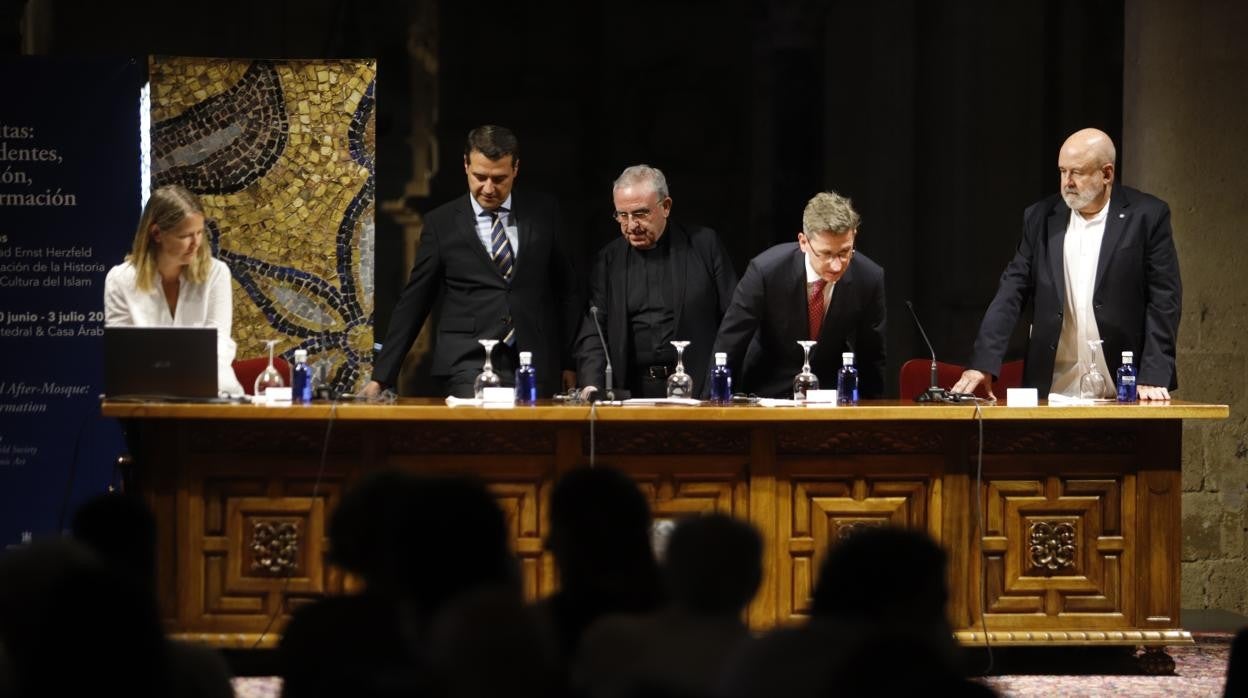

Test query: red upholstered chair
[232,356,292,395]
[899,359,1024,400]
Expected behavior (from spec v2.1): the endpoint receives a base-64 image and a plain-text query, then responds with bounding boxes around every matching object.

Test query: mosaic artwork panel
[149,57,376,392]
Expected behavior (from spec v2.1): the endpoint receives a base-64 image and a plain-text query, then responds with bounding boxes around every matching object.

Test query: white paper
[620,397,703,406]
[482,387,516,404]
[1044,392,1111,406]
[805,389,838,403]
[1006,387,1039,407]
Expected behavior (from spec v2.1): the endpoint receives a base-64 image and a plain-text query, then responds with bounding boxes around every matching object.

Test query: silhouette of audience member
[721,526,993,698]
[538,466,666,672]
[71,493,234,698]
[423,585,560,698]
[574,513,762,698]
[1227,626,1248,698]
[0,539,173,698]
[278,471,535,698]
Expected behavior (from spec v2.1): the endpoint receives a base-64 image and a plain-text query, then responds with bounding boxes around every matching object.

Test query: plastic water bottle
[292,349,313,404]
[837,351,859,405]
[710,352,732,404]
[1117,350,1137,403]
[516,351,538,404]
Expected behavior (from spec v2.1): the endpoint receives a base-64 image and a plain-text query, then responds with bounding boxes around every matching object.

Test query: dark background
[5,0,1124,396]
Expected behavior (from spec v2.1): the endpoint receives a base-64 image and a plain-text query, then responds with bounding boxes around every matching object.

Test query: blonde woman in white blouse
[103,184,245,396]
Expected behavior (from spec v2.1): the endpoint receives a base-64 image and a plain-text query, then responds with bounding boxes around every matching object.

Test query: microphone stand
[905,301,952,403]
[590,306,615,401]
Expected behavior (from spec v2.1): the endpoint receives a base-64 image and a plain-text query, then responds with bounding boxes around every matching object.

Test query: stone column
[1124,0,1248,615]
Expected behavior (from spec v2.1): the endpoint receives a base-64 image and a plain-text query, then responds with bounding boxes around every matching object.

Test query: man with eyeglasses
[363,125,582,398]
[711,191,886,398]
[574,164,738,398]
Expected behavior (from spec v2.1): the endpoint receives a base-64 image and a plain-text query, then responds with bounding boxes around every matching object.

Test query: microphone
[904,300,971,403]
[589,306,615,401]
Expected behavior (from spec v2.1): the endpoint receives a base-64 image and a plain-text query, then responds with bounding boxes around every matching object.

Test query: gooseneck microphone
[589,306,615,401]
[905,300,956,403]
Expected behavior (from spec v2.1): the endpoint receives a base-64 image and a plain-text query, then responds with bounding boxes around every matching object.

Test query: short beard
[1062,185,1102,212]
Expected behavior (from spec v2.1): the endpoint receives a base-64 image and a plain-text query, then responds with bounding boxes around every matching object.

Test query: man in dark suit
[575,165,738,399]
[952,128,1181,400]
[711,191,886,399]
[363,125,581,398]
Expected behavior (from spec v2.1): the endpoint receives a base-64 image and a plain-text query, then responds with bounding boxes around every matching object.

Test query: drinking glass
[254,339,285,396]
[666,341,694,398]
[793,340,819,400]
[1078,339,1108,399]
[473,339,501,398]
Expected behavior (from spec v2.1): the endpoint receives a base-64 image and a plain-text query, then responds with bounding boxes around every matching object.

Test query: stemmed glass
[1078,339,1108,399]
[473,339,501,398]
[254,339,285,396]
[666,341,694,398]
[793,340,820,400]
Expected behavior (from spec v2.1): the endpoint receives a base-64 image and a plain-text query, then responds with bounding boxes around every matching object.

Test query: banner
[0,57,141,547]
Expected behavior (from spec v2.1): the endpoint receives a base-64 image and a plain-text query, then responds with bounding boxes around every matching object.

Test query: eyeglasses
[809,246,855,265]
[612,208,654,224]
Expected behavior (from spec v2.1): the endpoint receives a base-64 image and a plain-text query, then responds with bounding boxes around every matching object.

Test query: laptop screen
[103,326,218,399]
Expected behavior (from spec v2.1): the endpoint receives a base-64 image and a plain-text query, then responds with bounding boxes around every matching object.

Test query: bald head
[1058,128,1115,216]
[1061,128,1117,168]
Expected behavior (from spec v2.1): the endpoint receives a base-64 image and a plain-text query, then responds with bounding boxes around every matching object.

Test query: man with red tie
[711,191,887,399]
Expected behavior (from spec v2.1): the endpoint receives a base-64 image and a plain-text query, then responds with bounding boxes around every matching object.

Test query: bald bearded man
[953,128,1181,400]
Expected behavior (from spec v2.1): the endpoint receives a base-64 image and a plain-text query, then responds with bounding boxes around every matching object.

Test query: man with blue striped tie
[365,125,582,398]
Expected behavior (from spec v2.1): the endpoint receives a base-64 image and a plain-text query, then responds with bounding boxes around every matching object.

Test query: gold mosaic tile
[149,57,377,393]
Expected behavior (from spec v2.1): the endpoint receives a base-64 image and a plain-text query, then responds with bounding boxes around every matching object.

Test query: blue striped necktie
[488,209,516,345]
[489,210,515,283]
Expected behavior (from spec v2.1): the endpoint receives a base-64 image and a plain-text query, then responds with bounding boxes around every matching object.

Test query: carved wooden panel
[633,475,743,518]
[979,425,1137,454]
[250,520,301,575]
[980,476,1130,621]
[777,427,944,454]
[188,471,343,632]
[590,426,750,455]
[780,476,931,618]
[385,424,554,453]
[485,480,546,601]
[200,496,329,617]
[633,473,745,563]
[188,421,363,453]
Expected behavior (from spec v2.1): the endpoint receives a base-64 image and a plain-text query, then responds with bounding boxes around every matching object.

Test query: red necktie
[808,279,827,340]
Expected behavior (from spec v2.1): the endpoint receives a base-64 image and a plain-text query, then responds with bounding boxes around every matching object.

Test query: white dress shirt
[103,258,245,396]
[1050,200,1112,398]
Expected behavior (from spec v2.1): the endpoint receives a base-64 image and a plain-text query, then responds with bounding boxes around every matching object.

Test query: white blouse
[103,258,246,396]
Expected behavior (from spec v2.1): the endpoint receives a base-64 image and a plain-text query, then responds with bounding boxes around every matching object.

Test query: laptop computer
[103,326,220,400]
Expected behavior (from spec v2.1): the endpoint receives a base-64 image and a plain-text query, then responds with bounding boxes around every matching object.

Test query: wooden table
[103,398,1227,653]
